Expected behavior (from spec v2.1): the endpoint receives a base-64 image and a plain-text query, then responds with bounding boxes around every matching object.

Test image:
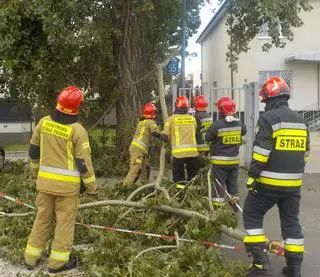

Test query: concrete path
[305,131,320,173]
[224,170,320,277]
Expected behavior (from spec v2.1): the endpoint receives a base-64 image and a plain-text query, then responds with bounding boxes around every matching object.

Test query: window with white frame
[258,70,293,95]
[258,22,283,39]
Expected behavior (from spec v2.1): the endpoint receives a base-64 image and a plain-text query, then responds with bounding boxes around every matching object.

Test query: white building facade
[197,0,320,112]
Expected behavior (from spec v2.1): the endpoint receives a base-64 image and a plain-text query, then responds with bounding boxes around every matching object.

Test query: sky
[185,1,219,75]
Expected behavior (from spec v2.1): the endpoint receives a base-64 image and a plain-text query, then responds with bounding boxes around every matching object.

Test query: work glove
[247,177,257,194]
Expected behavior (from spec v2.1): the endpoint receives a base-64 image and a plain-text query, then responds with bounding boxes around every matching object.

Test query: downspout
[317,63,320,111]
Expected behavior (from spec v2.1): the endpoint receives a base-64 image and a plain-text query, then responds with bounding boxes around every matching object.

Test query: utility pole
[181,0,187,89]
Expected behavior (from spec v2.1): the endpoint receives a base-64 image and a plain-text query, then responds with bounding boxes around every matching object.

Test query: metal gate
[169,83,260,169]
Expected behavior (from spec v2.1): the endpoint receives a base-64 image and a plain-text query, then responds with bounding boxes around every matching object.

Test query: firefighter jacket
[129,118,160,155]
[162,110,198,158]
[194,111,213,152]
[205,117,246,166]
[249,101,310,191]
[29,114,97,196]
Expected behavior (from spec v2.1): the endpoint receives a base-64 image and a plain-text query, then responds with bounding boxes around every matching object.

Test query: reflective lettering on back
[42,120,72,140]
[275,136,306,151]
[222,135,241,145]
[175,116,194,125]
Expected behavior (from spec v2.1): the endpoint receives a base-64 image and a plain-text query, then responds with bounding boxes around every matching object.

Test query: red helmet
[143,102,157,119]
[194,95,208,111]
[259,77,290,102]
[216,97,236,115]
[56,86,83,115]
[175,96,189,109]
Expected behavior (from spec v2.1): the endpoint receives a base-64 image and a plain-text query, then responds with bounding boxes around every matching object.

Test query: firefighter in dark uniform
[243,77,310,277]
[161,96,199,188]
[205,97,246,208]
[194,95,213,154]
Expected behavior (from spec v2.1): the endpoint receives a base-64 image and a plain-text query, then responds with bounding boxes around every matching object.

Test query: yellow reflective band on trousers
[198,146,209,152]
[243,235,267,243]
[172,147,198,154]
[176,184,186,189]
[272,129,307,139]
[257,177,302,187]
[50,250,70,262]
[130,140,148,153]
[253,152,269,163]
[25,244,43,257]
[38,171,81,183]
[284,244,304,253]
[83,175,96,184]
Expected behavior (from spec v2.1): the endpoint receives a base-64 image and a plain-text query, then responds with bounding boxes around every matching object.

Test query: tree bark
[112,0,152,152]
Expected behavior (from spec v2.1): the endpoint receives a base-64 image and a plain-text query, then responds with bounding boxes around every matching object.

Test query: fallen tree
[0,161,246,276]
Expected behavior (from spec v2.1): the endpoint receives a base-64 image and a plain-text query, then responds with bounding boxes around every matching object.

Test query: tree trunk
[112,0,152,153]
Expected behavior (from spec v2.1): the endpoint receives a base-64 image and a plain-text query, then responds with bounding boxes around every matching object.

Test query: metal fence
[170,83,259,169]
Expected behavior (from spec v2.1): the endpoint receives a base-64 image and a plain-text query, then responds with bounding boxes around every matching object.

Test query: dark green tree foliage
[0,0,115,108]
[221,0,313,70]
[0,0,205,148]
[0,162,246,276]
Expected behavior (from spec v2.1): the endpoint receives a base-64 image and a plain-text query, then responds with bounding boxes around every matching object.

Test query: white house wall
[201,0,320,111]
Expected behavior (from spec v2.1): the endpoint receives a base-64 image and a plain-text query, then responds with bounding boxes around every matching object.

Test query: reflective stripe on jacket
[129,119,160,154]
[30,115,97,196]
[162,114,198,158]
[249,105,310,191]
[206,118,246,166]
[194,111,213,152]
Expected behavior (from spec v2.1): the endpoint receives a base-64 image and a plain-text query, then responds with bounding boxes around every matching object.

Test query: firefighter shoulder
[194,95,213,153]
[248,105,309,191]
[29,116,97,196]
[205,98,246,166]
[129,118,160,154]
[161,96,198,158]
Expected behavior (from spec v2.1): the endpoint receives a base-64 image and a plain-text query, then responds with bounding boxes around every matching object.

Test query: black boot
[246,247,272,277]
[282,257,302,277]
[48,256,79,274]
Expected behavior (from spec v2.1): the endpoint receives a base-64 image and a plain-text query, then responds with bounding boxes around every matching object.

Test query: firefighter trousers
[25,192,79,269]
[211,165,239,202]
[124,151,150,185]
[172,157,200,183]
[243,189,304,260]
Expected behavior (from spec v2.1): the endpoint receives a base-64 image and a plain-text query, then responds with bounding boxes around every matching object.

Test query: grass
[90,127,116,146]
[3,144,29,152]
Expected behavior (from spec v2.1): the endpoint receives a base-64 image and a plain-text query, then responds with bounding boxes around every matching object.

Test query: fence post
[171,84,177,113]
[244,82,259,170]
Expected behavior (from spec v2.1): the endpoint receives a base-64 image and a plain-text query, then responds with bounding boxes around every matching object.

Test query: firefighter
[24,86,97,273]
[243,77,309,277]
[194,95,213,154]
[123,102,161,185]
[205,97,246,208]
[161,96,199,188]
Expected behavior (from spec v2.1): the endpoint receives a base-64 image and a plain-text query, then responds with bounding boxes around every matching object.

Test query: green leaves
[224,0,313,71]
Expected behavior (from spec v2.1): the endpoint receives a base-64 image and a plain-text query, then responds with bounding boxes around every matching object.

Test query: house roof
[285,53,320,63]
[196,1,228,44]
